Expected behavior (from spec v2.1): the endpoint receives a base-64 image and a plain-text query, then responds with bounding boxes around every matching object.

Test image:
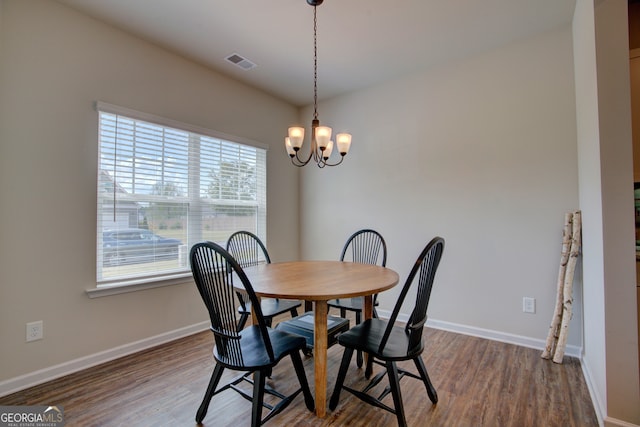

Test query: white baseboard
[0,314,584,398]
[427,318,582,358]
[604,418,640,427]
[0,321,210,398]
[580,357,606,427]
[376,309,582,358]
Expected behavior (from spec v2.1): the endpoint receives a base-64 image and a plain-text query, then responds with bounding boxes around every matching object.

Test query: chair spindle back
[226,231,271,311]
[227,231,271,267]
[190,241,275,364]
[380,237,445,353]
[340,229,387,266]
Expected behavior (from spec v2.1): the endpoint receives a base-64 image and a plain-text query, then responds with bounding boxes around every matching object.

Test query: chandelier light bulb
[323,140,334,160]
[336,133,352,155]
[285,137,296,157]
[287,127,305,149]
[315,126,332,150]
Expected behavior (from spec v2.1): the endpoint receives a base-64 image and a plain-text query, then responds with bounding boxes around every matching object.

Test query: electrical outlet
[26,321,43,342]
[523,297,536,314]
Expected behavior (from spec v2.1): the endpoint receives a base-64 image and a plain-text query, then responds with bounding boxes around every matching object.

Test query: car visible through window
[102,228,182,266]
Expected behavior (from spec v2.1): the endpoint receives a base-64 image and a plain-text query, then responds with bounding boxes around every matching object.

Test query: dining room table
[243,260,399,418]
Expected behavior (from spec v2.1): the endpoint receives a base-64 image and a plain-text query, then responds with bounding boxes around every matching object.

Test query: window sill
[86,272,193,298]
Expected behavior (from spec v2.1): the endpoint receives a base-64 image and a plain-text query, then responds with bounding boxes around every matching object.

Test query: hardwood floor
[0,323,598,426]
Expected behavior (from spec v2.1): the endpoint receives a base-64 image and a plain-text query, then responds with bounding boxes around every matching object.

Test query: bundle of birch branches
[542,210,582,364]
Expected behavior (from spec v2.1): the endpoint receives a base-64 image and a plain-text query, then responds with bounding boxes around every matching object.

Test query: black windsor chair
[227,231,301,331]
[329,237,445,427]
[190,242,314,426]
[327,229,387,367]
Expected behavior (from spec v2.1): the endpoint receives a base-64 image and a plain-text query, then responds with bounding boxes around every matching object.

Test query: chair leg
[413,356,438,404]
[357,350,363,368]
[247,322,271,377]
[365,353,374,379]
[196,363,224,423]
[386,361,407,427]
[329,347,354,410]
[291,350,315,411]
[355,312,363,368]
[251,369,266,427]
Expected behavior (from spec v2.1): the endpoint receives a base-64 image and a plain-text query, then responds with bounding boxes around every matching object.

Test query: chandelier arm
[292,148,314,166]
[318,154,345,168]
[291,135,322,166]
[291,157,308,167]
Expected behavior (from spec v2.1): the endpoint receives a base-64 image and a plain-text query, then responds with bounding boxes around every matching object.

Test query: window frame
[88,102,268,297]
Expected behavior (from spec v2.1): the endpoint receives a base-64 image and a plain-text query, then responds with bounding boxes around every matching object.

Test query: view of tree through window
[96,103,267,285]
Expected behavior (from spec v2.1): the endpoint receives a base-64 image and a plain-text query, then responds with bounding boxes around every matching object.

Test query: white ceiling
[57,0,577,107]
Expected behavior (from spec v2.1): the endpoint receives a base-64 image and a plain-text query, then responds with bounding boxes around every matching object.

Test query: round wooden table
[244,261,399,418]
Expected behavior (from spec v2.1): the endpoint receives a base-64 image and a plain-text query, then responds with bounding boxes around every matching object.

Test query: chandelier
[285,0,352,168]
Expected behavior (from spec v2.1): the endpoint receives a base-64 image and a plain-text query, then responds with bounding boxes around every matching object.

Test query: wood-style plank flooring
[0,321,598,427]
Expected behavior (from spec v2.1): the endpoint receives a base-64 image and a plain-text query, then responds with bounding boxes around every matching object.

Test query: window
[96,102,267,287]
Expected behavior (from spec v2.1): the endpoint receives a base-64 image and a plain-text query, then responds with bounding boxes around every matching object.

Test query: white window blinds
[96,102,267,286]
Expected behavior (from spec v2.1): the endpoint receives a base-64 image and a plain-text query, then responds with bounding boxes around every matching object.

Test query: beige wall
[300,26,582,344]
[0,0,299,383]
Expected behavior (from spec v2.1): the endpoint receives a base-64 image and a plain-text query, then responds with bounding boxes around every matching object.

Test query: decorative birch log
[541,212,573,359]
[552,211,582,364]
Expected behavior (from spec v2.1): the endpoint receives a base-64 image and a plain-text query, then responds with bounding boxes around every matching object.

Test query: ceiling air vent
[225,53,257,71]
